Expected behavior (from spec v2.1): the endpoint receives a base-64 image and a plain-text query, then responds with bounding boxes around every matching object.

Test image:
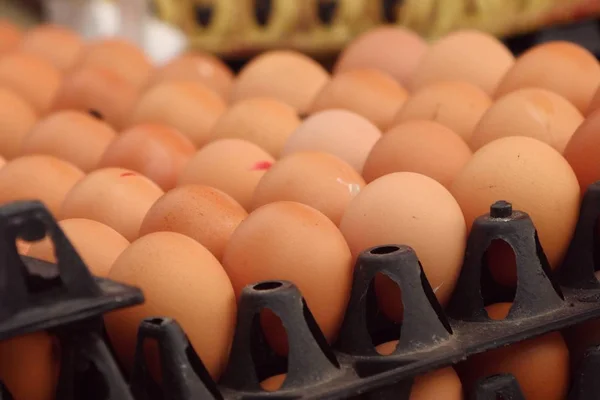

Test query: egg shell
[99,123,195,190]
[0,21,22,54]
[178,139,275,210]
[106,231,237,380]
[410,30,514,95]
[0,88,37,160]
[230,50,330,114]
[261,374,286,392]
[363,120,472,188]
[26,218,129,277]
[59,168,164,241]
[209,97,301,158]
[393,80,492,143]
[495,41,600,114]
[139,185,247,260]
[130,81,226,148]
[19,24,84,72]
[22,110,116,172]
[309,68,408,131]
[409,368,463,400]
[564,109,600,194]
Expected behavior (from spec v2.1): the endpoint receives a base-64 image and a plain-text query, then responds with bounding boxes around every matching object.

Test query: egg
[0,20,22,54]
[458,303,569,400]
[0,52,61,113]
[469,88,583,153]
[340,172,466,322]
[309,69,408,131]
[209,97,301,158]
[178,139,275,210]
[59,168,164,241]
[130,81,226,148]
[99,123,195,191]
[51,66,139,130]
[0,155,84,215]
[334,26,428,87]
[223,201,353,354]
[19,24,84,72]
[261,374,286,392]
[139,185,247,260]
[230,50,330,114]
[451,136,580,285]
[106,232,236,379]
[26,218,129,277]
[22,110,116,172]
[363,120,471,188]
[0,88,37,160]
[564,110,600,194]
[393,81,492,142]
[410,30,515,95]
[281,109,381,173]
[495,41,600,114]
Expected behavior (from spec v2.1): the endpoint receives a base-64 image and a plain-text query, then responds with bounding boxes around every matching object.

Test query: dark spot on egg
[88,109,104,120]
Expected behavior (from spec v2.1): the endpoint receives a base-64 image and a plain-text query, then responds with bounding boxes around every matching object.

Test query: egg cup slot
[183,0,240,53]
[239,0,302,47]
[569,345,600,400]
[471,373,525,400]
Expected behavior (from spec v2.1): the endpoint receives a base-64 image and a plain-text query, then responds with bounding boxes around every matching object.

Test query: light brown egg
[59,168,164,241]
[0,332,60,400]
[0,88,37,160]
[410,30,515,95]
[178,139,275,210]
[588,85,600,115]
[451,136,580,286]
[309,69,408,131]
[564,110,600,194]
[106,231,236,379]
[99,123,195,190]
[470,88,583,153]
[22,110,116,172]
[282,109,381,173]
[26,218,129,277]
[261,374,286,392]
[149,51,234,100]
[363,121,472,188]
[334,26,428,87]
[0,52,61,113]
[130,81,226,148]
[0,155,83,215]
[459,303,569,400]
[230,50,330,114]
[340,172,466,322]
[139,185,247,260]
[50,66,139,130]
[19,24,84,72]
[496,41,600,114]
[209,97,301,157]
[394,80,492,142]
[0,20,22,54]
[223,201,353,354]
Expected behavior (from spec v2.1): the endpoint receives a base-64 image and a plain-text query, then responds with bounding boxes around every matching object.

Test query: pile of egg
[0,19,598,400]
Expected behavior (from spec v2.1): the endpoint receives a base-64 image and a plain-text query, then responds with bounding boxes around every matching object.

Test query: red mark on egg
[251,161,273,171]
[120,172,137,177]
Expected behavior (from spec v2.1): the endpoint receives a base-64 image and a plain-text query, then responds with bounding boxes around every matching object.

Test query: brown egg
[22,110,116,172]
[0,332,60,400]
[564,110,600,194]
[0,52,61,113]
[309,69,408,131]
[230,50,330,114]
[26,218,129,277]
[334,27,428,87]
[139,185,247,260]
[496,41,600,114]
[588,85,600,115]
[261,374,286,392]
[19,24,84,72]
[340,172,466,322]
[410,30,515,95]
[0,155,83,214]
[363,121,472,188]
[0,20,22,54]
[459,303,569,400]
[223,201,353,354]
[130,81,226,148]
[394,81,492,142]
[106,232,236,379]
[0,88,37,160]
[99,123,195,190]
[51,66,139,130]
[209,97,301,157]
[75,38,153,89]
[178,139,275,210]
[252,152,365,225]
[149,51,234,99]
[59,168,164,241]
